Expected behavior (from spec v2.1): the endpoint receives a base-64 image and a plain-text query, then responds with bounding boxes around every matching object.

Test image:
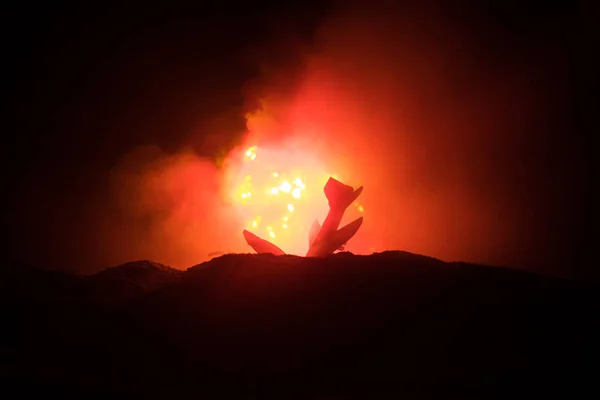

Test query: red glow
[26,3,572,274]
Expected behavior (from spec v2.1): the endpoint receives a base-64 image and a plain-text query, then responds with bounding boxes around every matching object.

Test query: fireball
[225,144,364,255]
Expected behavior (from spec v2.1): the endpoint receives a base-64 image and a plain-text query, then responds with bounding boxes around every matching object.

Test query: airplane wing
[242,230,286,255]
[307,217,363,257]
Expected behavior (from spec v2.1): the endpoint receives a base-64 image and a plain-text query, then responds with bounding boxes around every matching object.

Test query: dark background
[1,1,595,276]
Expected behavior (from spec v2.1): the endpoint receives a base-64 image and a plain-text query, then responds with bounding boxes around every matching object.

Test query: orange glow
[225,144,365,255]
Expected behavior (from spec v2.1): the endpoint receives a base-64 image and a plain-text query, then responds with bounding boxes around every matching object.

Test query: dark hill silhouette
[1,252,597,398]
[82,260,183,302]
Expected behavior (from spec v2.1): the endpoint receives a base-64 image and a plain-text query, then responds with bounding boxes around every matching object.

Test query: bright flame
[279,181,292,193]
[245,146,257,161]
[226,144,345,255]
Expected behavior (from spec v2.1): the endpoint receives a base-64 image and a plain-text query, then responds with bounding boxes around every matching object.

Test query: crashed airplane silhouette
[243,177,363,257]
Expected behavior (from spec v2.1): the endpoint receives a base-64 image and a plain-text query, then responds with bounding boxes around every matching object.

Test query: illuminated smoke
[231,1,578,270]
[19,2,579,274]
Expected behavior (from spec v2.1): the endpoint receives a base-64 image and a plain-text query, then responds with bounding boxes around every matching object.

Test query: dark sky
[1,1,595,277]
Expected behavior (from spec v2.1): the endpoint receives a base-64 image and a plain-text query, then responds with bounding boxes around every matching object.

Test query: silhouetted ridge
[1,252,597,397]
[83,260,183,301]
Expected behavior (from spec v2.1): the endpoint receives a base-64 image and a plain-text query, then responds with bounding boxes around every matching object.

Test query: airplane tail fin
[324,177,363,212]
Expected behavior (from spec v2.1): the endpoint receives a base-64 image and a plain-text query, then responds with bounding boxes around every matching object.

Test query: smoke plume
[6,1,586,275]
